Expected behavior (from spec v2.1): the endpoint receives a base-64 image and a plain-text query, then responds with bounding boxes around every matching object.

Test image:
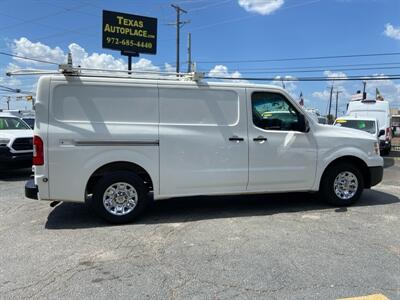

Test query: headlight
[373,142,380,155]
[0,138,10,146]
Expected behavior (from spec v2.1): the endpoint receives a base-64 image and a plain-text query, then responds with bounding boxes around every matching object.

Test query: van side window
[252,92,301,131]
[160,88,239,126]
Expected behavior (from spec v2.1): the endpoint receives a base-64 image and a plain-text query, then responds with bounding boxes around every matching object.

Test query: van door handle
[229,136,244,142]
[253,136,267,142]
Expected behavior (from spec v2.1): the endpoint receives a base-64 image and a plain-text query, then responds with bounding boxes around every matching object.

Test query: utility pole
[335,90,343,119]
[328,85,334,123]
[187,32,192,73]
[6,96,10,110]
[170,4,189,75]
[362,81,367,100]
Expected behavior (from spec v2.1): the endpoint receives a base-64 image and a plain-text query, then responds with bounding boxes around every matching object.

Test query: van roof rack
[7,66,206,82]
[6,52,206,83]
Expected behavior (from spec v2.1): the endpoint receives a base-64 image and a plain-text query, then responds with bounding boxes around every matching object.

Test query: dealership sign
[102,10,157,55]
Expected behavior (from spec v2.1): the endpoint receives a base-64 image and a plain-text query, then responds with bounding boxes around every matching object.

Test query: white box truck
[347,100,392,154]
[25,74,383,223]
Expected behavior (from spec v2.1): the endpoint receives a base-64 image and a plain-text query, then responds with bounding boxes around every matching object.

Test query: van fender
[312,146,370,191]
[81,148,159,198]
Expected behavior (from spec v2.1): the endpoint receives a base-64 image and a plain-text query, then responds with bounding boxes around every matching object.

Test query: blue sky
[1,0,399,114]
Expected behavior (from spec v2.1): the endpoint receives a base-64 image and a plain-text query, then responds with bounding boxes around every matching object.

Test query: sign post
[102,10,157,72]
[121,51,139,73]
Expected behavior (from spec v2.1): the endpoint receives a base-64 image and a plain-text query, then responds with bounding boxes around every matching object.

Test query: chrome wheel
[334,171,358,200]
[102,182,138,216]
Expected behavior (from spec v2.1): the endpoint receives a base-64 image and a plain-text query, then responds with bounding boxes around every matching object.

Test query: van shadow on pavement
[45,189,399,230]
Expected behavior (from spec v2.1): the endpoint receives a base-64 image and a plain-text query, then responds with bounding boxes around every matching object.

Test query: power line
[0,85,16,92]
[0,50,175,70]
[211,65,400,75]
[0,85,32,95]
[194,52,400,64]
[189,0,233,13]
[0,2,91,32]
[200,61,400,72]
[0,11,95,38]
[204,74,400,82]
[16,25,98,44]
[0,52,60,65]
[184,0,320,33]
[38,1,100,18]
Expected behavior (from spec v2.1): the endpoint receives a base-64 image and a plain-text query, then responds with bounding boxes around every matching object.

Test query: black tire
[319,162,364,206]
[382,143,391,156]
[91,171,149,224]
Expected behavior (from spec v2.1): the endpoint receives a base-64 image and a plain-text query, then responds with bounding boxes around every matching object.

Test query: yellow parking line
[337,294,389,300]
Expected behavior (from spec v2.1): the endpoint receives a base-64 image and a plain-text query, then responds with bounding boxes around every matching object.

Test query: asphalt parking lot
[0,156,399,300]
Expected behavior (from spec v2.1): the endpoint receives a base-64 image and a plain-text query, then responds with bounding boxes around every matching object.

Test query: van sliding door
[159,86,248,197]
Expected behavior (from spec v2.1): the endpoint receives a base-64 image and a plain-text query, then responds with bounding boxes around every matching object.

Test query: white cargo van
[25,75,383,223]
[347,100,392,154]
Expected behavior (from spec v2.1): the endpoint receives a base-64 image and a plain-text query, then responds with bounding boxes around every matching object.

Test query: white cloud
[384,23,400,40]
[238,0,284,15]
[0,74,21,90]
[164,63,175,73]
[68,43,160,72]
[271,75,297,94]
[323,70,348,86]
[364,74,400,106]
[312,85,350,102]
[208,65,244,81]
[68,43,125,70]
[323,70,347,79]
[310,72,400,115]
[311,70,350,114]
[270,75,298,97]
[11,37,66,65]
[312,89,330,100]
[8,37,164,75]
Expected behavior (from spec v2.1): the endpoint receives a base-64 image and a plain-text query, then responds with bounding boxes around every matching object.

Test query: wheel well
[86,161,153,195]
[321,156,371,188]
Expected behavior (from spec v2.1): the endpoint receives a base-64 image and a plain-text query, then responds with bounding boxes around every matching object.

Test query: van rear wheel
[320,163,364,206]
[91,171,149,224]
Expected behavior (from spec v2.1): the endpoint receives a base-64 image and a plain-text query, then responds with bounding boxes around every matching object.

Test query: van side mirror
[298,114,309,132]
[378,129,385,137]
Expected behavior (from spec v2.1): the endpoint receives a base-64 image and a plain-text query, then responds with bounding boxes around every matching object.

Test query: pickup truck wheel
[91,171,148,224]
[320,163,364,206]
[381,144,390,156]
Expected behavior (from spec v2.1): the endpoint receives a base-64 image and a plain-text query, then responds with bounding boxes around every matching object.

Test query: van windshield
[0,117,31,130]
[334,119,376,134]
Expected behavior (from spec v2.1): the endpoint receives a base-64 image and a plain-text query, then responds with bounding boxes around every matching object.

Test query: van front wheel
[91,171,149,224]
[320,163,364,206]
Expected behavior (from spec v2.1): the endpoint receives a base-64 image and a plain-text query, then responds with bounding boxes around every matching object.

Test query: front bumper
[379,140,390,150]
[0,146,32,163]
[25,177,38,200]
[368,166,383,187]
